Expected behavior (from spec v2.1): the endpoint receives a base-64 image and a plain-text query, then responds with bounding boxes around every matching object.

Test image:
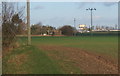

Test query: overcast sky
[16,2,118,28]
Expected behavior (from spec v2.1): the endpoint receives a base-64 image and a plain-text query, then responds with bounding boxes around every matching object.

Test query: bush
[59,25,76,36]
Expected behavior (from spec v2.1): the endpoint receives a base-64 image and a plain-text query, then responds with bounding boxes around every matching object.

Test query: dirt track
[38,45,118,74]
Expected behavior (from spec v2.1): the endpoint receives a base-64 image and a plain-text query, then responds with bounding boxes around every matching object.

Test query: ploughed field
[3,36,118,74]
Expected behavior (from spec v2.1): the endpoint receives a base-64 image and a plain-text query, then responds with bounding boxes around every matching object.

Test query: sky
[10,2,119,28]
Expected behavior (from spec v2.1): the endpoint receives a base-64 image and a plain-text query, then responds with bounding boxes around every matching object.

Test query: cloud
[77,2,86,9]
[103,2,117,7]
[34,5,45,10]
[76,2,117,9]
[76,2,96,9]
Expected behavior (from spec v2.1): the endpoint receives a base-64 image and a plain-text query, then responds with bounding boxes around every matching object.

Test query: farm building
[53,29,62,35]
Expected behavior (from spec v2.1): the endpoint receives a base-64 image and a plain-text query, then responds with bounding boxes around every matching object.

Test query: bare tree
[2,2,25,51]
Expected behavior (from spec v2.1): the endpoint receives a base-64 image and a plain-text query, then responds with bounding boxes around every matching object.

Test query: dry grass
[7,53,28,66]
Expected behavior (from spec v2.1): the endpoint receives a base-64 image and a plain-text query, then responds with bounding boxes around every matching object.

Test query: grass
[3,45,63,74]
[19,36,118,58]
[3,36,118,74]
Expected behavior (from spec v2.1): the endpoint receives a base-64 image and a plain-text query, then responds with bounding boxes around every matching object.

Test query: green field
[20,36,118,58]
[3,36,118,74]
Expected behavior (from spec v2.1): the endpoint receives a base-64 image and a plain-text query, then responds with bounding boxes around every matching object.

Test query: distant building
[79,24,88,33]
[53,29,62,35]
[79,24,86,30]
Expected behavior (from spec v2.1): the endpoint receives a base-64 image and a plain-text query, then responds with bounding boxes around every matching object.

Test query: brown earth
[7,53,28,66]
[38,45,118,74]
[6,51,31,74]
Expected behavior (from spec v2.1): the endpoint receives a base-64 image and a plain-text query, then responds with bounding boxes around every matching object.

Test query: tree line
[31,23,77,36]
[2,2,77,52]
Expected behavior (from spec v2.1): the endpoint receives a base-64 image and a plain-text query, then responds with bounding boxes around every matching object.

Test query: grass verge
[3,45,63,74]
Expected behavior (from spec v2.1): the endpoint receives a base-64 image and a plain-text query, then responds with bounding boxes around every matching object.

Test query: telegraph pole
[74,18,76,28]
[74,18,76,36]
[86,8,96,36]
[17,2,18,13]
[27,0,31,45]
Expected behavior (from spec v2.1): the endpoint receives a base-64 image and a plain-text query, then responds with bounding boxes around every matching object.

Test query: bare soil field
[38,44,118,74]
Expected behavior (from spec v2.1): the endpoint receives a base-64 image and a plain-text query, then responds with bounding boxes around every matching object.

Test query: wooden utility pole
[74,18,76,36]
[27,0,31,45]
[74,18,76,28]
